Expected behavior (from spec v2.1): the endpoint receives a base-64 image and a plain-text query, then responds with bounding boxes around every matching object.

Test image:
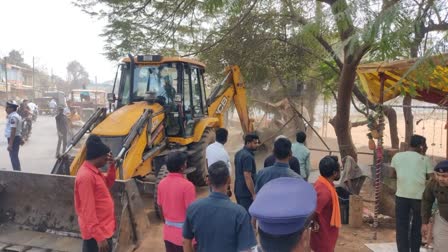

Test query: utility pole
[4,56,8,101]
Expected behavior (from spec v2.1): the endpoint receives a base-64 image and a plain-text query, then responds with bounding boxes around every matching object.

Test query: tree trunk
[331,62,358,161]
[304,81,320,128]
[403,95,413,144]
[384,106,399,148]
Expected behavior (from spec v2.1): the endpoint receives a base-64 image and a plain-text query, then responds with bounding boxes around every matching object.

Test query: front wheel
[186,128,216,186]
[154,165,169,219]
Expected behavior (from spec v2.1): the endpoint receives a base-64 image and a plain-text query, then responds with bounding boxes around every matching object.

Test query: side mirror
[107,93,116,102]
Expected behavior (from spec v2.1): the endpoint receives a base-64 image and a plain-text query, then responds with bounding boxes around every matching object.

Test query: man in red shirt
[75,135,116,252]
[311,156,342,252]
[157,151,196,252]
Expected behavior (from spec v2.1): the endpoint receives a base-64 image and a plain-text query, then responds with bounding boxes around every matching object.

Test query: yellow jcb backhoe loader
[0,55,254,251]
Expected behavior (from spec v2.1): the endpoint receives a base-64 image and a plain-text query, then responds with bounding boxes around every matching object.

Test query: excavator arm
[207,65,254,134]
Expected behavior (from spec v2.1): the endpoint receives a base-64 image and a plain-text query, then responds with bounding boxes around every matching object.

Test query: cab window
[191,67,204,117]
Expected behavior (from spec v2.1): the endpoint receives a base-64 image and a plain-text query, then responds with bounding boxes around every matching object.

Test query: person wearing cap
[256,138,302,193]
[422,160,448,252]
[74,135,116,252]
[234,133,260,211]
[55,106,69,157]
[158,151,196,252]
[183,161,257,252]
[4,100,22,171]
[391,134,433,252]
[263,135,301,176]
[310,156,342,252]
[250,177,317,252]
[291,131,311,181]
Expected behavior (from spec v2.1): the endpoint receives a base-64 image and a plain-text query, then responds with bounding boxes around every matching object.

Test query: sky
[0,0,116,83]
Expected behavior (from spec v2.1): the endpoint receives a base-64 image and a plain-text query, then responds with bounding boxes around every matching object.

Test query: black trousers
[395,196,422,252]
[164,240,184,252]
[235,196,253,212]
[56,133,67,155]
[82,238,113,252]
[7,136,21,171]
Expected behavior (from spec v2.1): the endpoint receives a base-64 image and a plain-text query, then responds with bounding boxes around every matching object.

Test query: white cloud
[0,0,117,83]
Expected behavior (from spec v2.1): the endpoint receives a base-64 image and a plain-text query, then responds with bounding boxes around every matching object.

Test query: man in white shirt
[206,128,232,196]
[206,128,231,172]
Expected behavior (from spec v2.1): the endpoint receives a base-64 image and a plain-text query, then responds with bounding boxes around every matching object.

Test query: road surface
[0,115,58,173]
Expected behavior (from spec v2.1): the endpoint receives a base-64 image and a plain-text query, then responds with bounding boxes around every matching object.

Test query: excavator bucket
[0,170,150,252]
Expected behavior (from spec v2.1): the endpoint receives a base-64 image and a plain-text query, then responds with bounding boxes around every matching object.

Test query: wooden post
[373,72,386,240]
[349,195,363,228]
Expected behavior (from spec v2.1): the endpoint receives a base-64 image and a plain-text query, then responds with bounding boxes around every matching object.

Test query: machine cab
[111,55,208,137]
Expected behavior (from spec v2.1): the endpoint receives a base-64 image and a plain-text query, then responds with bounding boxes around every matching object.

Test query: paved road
[0,115,58,173]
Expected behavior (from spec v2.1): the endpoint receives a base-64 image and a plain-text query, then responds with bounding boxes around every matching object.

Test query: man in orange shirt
[74,135,116,252]
[158,151,196,252]
[310,155,342,252]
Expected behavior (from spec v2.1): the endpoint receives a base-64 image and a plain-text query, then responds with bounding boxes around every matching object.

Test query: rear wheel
[187,128,216,186]
[154,165,169,219]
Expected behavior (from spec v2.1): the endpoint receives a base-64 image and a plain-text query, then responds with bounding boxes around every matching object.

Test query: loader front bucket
[0,170,150,252]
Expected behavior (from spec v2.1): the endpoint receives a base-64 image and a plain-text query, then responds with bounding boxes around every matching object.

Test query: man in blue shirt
[256,138,302,193]
[234,133,260,211]
[292,131,311,181]
[183,161,257,252]
[264,135,301,176]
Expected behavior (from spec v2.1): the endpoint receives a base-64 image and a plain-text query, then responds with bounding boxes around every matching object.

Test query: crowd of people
[6,100,448,251]
[73,128,343,252]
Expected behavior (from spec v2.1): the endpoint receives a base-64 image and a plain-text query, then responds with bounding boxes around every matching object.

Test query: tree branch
[351,94,368,117]
[351,120,369,127]
[381,0,401,12]
[315,35,343,70]
[424,22,448,33]
[134,0,152,13]
[283,0,343,70]
[316,0,336,5]
[353,85,376,110]
[275,36,340,74]
[181,0,258,57]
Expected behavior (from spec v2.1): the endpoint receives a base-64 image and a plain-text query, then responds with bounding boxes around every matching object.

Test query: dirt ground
[136,185,396,252]
[136,119,398,251]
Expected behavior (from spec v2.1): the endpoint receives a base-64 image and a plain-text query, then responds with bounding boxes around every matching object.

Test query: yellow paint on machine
[92,102,163,136]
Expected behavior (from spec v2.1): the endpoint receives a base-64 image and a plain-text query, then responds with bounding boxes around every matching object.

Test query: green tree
[75,0,447,159]
[66,60,89,89]
[7,50,24,66]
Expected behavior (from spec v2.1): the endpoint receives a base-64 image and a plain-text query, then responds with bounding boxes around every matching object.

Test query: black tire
[187,128,216,186]
[154,165,169,219]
